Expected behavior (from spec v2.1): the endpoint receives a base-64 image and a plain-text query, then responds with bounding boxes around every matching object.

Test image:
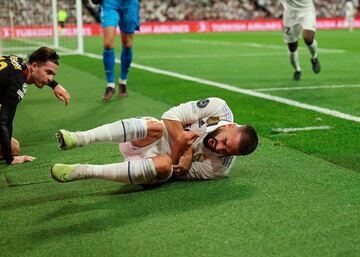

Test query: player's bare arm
[52,84,70,105]
[47,78,70,106]
[172,147,193,176]
[163,119,200,164]
[11,155,36,165]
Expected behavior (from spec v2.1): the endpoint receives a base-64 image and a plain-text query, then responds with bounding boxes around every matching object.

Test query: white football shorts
[344,15,354,27]
[119,118,171,161]
[283,8,316,43]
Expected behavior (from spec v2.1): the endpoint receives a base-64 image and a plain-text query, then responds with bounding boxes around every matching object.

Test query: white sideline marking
[272,126,332,133]
[181,39,346,53]
[137,52,284,60]
[255,84,360,92]
[82,52,360,123]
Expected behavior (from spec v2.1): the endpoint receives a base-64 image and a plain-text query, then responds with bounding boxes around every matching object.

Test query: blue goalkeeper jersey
[102,0,138,9]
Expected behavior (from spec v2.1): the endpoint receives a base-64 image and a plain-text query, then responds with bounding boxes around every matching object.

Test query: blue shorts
[100,6,140,34]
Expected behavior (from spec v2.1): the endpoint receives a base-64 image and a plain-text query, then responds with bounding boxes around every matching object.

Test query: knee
[122,42,132,49]
[288,42,298,52]
[303,31,314,45]
[152,155,173,180]
[147,120,164,140]
[121,35,133,48]
[304,37,313,45]
[104,39,114,49]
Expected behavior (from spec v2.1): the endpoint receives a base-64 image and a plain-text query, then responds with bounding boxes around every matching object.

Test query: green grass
[1,29,360,257]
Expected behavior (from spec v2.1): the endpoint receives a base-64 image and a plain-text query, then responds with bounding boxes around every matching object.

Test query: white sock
[289,50,301,71]
[70,159,157,184]
[107,82,115,88]
[307,39,318,59]
[119,79,126,85]
[70,118,148,146]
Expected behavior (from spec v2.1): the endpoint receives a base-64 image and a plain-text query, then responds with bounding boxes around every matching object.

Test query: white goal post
[0,0,84,57]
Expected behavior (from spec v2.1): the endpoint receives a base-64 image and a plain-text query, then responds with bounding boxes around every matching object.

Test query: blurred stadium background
[0,0,359,56]
[1,0,360,24]
[1,1,360,257]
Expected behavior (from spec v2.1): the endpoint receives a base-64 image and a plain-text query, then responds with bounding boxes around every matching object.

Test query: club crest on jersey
[206,116,220,125]
[196,99,209,108]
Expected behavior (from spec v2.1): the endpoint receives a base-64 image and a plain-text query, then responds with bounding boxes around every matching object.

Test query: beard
[203,128,221,152]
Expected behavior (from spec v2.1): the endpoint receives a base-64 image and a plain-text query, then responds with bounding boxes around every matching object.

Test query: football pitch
[1,30,360,257]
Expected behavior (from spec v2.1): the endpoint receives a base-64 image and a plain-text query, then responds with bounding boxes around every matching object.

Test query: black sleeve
[0,90,18,164]
[47,80,59,89]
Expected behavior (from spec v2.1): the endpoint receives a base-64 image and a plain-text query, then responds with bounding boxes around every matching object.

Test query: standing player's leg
[283,10,302,81]
[302,11,320,74]
[118,6,140,97]
[118,32,133,97]
[348,16,354,32]
[303,29,320,74]
[101,7,119,102]
[344,15,354,32]
[51,154,173,185]
[56,118,164,150]
[287,41,301,81]
[349,17,354,32]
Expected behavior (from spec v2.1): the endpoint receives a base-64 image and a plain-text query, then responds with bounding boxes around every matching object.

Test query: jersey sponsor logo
[196,98,209,108]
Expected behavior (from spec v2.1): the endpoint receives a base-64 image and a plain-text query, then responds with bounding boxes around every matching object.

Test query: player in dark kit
[0,47,70,165]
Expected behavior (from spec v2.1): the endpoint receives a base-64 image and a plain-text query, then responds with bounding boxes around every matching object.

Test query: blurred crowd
[140,0,281,22]
[0,0,93,26]
[0,0,359,27]
[140,0,359,22]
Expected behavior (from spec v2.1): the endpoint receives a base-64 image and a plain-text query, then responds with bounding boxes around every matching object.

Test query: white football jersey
[279,0,315,12]
[345,1,355,17]
[162,97,236,180]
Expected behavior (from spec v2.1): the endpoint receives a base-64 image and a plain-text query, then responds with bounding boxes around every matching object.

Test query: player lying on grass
[51,97,258,185]
[0,47,70,165]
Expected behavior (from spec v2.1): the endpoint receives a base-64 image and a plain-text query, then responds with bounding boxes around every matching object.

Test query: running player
[344,0,356,32]
[51,97,258,185]
[100,0,139,102]
[280,0,321,81]
[0,47,70,165]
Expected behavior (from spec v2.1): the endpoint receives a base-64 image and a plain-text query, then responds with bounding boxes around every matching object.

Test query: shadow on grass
[19,180,254,249]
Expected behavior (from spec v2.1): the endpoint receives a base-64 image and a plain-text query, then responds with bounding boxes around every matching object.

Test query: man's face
[203,125,242,156]
[30,61,58,88]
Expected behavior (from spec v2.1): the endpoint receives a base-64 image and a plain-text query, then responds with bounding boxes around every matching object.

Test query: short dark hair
[238,125,258,156]
[28,47,59,65]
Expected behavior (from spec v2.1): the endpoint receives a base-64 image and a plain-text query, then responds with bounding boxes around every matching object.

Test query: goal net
[0,0,83,57]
